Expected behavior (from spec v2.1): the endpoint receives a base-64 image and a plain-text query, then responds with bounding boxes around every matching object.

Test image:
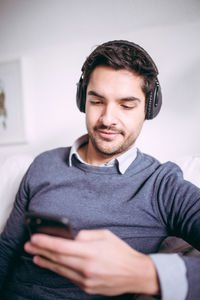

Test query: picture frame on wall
[0,59,26,145]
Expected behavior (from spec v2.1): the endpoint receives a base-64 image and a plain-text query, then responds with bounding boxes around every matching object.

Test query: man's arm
[154,164,200,300]
[24,229,160,297]
[0,169,30,289]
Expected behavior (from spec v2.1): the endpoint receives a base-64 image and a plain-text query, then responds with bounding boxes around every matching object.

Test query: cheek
[124,114,145,136]
[86,110,98,130]
[86,105,102,126]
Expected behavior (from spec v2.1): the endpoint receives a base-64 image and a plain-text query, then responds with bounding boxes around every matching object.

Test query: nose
[100,103,117,127]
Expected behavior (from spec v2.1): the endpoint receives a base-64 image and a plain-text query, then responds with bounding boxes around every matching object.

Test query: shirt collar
[69,134,137,174]
[69,134,89,166]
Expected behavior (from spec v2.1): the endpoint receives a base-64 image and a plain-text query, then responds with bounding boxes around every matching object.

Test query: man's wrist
[128,253,160,296]
[140,254,160,295]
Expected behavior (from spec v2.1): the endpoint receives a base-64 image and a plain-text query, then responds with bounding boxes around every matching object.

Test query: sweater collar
[69,134,137,174]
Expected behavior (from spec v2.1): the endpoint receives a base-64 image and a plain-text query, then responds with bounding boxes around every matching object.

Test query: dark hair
[81,40,158,103]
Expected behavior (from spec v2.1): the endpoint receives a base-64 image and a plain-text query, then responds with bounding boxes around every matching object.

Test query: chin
[95,143,126,156]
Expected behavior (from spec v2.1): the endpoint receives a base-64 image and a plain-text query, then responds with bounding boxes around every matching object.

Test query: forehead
[88,65,143,85]
[87,65,145,98]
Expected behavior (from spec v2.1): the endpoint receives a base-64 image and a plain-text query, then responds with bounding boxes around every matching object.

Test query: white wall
[0,0,199,162]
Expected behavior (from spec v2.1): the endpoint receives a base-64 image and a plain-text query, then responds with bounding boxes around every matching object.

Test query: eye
[89,100,102,105]
[121,104,135,110]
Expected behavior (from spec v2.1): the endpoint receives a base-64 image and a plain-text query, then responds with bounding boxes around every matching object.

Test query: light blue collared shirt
[69,134,137,174]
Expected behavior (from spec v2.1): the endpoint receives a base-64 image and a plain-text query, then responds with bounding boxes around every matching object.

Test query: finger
[25,241,58,261]
[28,234,91,258]
[32,255,87,287]
[33,255,108,296]
[25,241,91,274]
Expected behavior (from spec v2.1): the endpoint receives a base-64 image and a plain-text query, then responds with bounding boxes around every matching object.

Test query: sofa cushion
[174,155,200,187]
[0,154,33,231]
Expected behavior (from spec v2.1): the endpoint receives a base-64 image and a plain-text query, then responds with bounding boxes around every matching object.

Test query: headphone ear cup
[146,80,162,120]
[76,77,86,112]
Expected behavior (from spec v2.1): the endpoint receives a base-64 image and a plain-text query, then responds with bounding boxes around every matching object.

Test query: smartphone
[24,211,74,239]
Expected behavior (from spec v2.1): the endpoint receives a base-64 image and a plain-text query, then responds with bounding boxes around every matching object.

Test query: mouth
[97,129,121,140]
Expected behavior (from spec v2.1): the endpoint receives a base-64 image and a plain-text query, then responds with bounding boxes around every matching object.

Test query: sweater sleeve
[181,256,200,300]
[155,163,200,300]
[0,168,30,289]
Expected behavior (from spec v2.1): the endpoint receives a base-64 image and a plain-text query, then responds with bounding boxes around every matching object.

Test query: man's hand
[24,229,160,296]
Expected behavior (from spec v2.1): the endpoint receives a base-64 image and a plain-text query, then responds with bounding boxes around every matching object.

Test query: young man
[0,41,200,300]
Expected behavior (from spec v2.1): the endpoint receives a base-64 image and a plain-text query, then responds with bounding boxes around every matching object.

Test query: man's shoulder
[136,150,183,176]
[134,150,161,171]
[137,150,160,164]
[32,147,72,166]
[23,147,72,183]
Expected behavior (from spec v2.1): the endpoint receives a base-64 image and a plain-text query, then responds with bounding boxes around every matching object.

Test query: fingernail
[33,256,40,264]
[25,242,33,250]
[31,234,39,243]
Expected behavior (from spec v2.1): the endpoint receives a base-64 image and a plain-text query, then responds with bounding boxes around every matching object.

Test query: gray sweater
[0,147,200,299]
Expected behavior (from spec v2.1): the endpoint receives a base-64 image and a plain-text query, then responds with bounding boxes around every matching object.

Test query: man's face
[85,65,146,159]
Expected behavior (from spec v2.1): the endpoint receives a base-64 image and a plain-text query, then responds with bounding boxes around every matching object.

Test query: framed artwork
[0,59,26,145]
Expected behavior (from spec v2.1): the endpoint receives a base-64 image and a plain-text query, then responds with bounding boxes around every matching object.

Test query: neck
[78,141,119,166]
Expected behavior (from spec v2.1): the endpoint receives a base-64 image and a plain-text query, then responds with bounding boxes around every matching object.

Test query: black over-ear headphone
[76,40,162,120]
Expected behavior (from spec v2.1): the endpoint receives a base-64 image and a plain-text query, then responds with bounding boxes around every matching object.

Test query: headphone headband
[101,40,159,74]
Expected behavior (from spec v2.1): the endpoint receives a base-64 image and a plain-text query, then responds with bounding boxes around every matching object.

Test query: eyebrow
[88,90,104,99]
[87,90,141,102]
[120,96,141,102]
